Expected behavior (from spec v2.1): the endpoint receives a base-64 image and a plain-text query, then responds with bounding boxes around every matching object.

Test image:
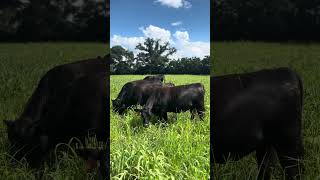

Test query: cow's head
[4,118,40,145]
[4,118,43,164]
[159,74,165,82]
[112,99,125,114]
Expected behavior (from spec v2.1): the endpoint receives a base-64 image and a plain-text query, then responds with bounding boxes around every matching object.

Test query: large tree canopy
[111,38,210,75]
[135,38,177,74]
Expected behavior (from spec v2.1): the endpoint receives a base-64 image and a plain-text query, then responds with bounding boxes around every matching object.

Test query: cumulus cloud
[155,0,192,9]
[172,31,209,59]
[111,35,144,51]
[171,21,183,26]
[174,30,189,43]
[111,25,209,59]
[140,25,172,44]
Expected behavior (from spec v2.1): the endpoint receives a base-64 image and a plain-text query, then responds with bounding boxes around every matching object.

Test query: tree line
[212,0,320,41]
[111,38,210,75]
[0,0,109,42]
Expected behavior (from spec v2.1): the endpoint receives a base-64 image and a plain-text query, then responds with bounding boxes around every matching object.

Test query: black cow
[4,56,108,170]
[142,83,205,127]
[112,76,166,114]
[211,67,304,180]
[143,74,165,82]
[5,55,108,136]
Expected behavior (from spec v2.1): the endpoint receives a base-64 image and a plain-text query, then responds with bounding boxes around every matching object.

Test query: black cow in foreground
[4,55,108,138]
[211,67,304,180]
[142,83,205,127]
[4,56,108,177]
[112,75,166,114]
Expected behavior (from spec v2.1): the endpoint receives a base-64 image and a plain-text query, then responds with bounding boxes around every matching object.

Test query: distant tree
[0,0,26,41]
[212,0,320,41]
[135,38,176,74]
[0,0,109,42]
[201,56,211,74]
[110,44,210,75]
[111,45,134,74]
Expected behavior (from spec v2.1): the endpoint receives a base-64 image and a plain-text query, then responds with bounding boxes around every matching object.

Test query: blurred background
[0,0,109,42]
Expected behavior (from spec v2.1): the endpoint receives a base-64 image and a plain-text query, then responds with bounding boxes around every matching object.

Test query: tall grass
[110,75,210,179]
[0,43,108,179]
[212,42,320,179]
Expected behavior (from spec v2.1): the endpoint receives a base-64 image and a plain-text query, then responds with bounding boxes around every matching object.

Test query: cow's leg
[274,139,304,180]
[196,106,205,120]
[190,109,196,120]
[162,112,168,122]
[141,108,152,127]
[196,100,205,120]
[256,145,275,180]
[157,111,167,123]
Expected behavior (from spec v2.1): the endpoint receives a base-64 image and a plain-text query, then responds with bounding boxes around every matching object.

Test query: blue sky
[110,0,210,59]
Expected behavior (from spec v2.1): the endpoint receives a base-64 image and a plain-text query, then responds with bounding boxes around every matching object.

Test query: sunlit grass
[110,75,210,179]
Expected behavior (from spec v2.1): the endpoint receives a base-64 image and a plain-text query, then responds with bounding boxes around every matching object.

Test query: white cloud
[171,21,182,26]
[172,41,210,59]
[140,25,172,44]
[155,0,192,9]
[174,30,189,43]
[183,0,192,9]
[173,31,209,59]
[111,26,209,59]
[111,35,144,51]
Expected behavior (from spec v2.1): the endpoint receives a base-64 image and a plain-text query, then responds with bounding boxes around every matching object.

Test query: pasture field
[110,75,210,179]
[0,43,108,179]
[212,42,320,179]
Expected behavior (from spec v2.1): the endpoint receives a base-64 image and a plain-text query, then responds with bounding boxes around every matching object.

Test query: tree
[111,45,134,74]
[0,0,109,42]
[135,38,177,74]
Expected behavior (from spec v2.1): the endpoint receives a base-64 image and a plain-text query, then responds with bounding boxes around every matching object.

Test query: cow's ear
[3,120,14,128]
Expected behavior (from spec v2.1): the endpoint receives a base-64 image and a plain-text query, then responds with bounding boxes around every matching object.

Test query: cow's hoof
[143,123,149,127]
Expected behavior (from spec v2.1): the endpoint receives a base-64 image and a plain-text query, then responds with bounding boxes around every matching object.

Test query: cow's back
[154,83,205,112]
[21,55,108,122]
[115,79,162,106]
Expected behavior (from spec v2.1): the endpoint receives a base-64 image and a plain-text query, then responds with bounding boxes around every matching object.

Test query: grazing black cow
[4,56,108,169]
[143,74,165,82]
[5,55,108,136]
[142,83,205,127]
[211,67,304,180]
[112,76,167,114]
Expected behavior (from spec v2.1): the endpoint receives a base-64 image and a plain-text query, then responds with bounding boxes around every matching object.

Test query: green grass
[0,43,108,179]
[110,75,210,179]
[212,42,320,179]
